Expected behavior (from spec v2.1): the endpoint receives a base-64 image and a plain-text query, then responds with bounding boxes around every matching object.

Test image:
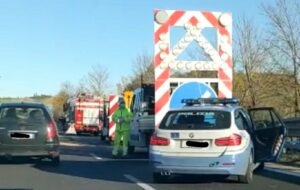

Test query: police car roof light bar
[181,98,240,106]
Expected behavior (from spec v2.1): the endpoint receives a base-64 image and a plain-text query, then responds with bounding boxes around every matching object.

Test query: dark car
[0,102,60,165]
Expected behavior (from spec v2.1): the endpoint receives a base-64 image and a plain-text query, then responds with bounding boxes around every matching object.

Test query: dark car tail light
[150,134,170,146]
[47,120,58,140]
[215,134,242,146]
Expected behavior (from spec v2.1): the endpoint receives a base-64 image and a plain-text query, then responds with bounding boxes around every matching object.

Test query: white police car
[149,98,286,183]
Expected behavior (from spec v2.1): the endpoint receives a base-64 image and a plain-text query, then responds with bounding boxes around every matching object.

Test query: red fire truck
[63,93,104,136]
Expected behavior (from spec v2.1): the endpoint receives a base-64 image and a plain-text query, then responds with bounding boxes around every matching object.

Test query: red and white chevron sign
[108,95,119,139]
[154,10,233,127]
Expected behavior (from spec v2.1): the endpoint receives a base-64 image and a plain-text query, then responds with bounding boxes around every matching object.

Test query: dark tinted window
[0,106,49,129]
[250,109,273,130]
[235,111,249,130]
[159,110,231,130]
[271,111,283,128]
[143,85,154,100]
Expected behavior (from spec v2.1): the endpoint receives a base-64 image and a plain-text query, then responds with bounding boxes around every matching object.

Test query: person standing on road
[112,99,133,158]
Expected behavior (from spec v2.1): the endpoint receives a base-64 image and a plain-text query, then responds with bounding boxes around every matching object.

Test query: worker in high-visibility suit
[112,100,133,157]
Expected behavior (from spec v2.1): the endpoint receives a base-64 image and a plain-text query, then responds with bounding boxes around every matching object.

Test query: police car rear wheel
[238,155,253,184]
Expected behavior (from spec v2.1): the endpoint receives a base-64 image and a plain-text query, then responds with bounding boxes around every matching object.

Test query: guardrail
[283,118,300,152]
[285,141,300,151]
[283,118,300,138]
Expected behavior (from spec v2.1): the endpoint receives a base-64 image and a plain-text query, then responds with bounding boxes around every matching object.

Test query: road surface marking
[265,168,300,178]
[90,153,103,160]
[60,142,83,147]
[104,158,148,162]
[124,174,156,190]
[90,154,148,162]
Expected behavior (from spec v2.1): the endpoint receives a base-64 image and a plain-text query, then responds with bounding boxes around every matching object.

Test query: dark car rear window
[159,110,231,130]
[0,106,49,129]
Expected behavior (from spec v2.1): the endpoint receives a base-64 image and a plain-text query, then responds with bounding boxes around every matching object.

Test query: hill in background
[0,94,53,107]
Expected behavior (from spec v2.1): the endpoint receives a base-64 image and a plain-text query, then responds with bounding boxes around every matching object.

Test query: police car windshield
[159,110,231,130]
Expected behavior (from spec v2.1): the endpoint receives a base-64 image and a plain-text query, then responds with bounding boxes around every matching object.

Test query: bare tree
[235,17,270,107]
[117,52,154,92]
[76,77,90,95]
[262,0,300,116]
[51,82,74,119]
[87,64,110,96]
[117,76,131,94]
[132,52,154,85]
[60,81,75,97]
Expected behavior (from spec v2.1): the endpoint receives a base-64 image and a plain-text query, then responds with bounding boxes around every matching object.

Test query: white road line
[124,174,156,190]
[265,168,300,178]
[60,142,83,147]
[90,153,103,160]
[105,158,148,162]
[90,156,148,162]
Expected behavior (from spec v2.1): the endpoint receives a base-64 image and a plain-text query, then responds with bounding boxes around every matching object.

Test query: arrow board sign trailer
[154,10,233,127]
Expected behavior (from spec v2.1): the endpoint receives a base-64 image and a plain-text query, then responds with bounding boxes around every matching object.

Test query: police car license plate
[181,140,210,148]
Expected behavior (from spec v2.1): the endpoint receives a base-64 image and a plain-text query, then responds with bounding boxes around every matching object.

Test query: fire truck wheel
[93,132,99,136]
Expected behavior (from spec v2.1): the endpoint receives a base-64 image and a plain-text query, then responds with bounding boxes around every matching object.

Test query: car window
[160,110,231,130]
[0,106,49,129]
[271,111,283,128]
[235,111,249,130]
[250,109,273,130]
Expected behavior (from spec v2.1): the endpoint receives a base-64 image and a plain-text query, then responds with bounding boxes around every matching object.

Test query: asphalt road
[0,135,300,190]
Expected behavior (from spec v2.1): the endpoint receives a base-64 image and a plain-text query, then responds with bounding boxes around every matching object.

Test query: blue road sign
[169,82,217,109]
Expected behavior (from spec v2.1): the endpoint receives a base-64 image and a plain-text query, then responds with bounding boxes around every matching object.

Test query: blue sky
[0,0,274,97]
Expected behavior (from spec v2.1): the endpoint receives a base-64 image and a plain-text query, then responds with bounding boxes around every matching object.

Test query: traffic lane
[60,136,148,160]
[101,160,300,190]
[0,145,142,190]
[32,156,143,190]
[6,158,298,190]
[0,157,142,190]
[59,147,300,190]
[35,156,299,190]
[59,134,105,146]
[60,135,300,190]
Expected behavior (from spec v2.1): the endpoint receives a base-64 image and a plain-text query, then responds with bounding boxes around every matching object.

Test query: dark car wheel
[153,172,168,183]
[128,145,135,154]
[50,156,60,166]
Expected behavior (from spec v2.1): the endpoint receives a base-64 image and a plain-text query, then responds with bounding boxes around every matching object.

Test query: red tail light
[150,134,170,146]
[47,120,57,139]
[215,134,242,146]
